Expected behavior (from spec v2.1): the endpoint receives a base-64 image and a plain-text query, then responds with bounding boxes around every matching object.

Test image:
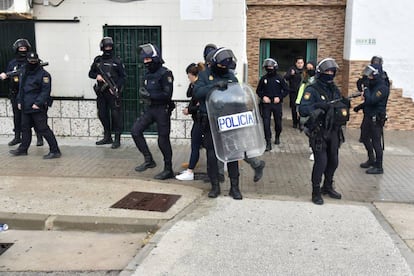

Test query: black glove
[139,87,151,99]
[215,80,228,90]
[356,76,369,92]
[353,104,362,113]
[314,102,329,111]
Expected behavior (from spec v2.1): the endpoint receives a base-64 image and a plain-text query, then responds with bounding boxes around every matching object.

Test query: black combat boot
[36,133,44,146]
[274,135,280,145]
[229,178,243,200]
[321,180,342,199]
[111,134,121,149]
[253,160,265,182]
[96,131,113,145]
[265,140,272,151]
[154,163,174,180]
[9,149,28,156]
[360,151,375,168]
[312,186,324,205]
[208,180,221,198]
[135,153,157,172]
[8,133,21,146]
[366,162,384,174]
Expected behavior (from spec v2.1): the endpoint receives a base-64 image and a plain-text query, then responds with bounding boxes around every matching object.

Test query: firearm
[5,62,49,78]
[328,92,362,104]
[94,63,119,98]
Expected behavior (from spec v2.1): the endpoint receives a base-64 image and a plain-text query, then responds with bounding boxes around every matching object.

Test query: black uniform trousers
[18,111,59,153]
[131,104,172,165]
[262,102,282,141]
[96,91,122,134]
[310,127,340,188]
[289,92,299,126]
[10,93,22,135]
[360,115,383,164]
[200,114,239,183]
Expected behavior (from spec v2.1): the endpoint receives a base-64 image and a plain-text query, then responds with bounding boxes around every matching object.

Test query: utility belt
[371,113,387,127]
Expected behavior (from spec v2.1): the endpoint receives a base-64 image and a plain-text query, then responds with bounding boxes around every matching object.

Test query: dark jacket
[143,66,174,105]
[5,57,26,94]
[17,64,51,114]
[193,67,238,114]
[284,66,303,94]
[362,78,389,117]
[256,72,289,102]
[88,55,126,91]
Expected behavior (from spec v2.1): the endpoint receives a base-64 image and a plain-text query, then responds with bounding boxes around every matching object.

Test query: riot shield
[206,83,265,162]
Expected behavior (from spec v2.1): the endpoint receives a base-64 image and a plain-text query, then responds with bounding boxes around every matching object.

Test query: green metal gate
[104,25,161,134]
[0,21,36,97]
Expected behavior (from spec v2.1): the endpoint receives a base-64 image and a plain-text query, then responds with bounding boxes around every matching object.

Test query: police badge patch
[43,77,50,83]
[209,75,214,81]
[321,95,326,100]
[167,76,173,83]
[303,92,311,100]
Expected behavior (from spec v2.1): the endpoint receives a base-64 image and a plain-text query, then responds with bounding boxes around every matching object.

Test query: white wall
[344,0,414,99]
[32,0,246,100]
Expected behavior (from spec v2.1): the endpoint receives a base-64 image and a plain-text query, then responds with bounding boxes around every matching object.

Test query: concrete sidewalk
[125,197,414,276]
[0,124,413,274]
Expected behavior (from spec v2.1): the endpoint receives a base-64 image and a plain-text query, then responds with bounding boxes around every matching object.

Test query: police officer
[354,64,389,174]
[284,56,305,128]
[0,39,43,147]
[299,58,349,205]
[88,37,126,149]
[356,56,390,93]
[193,47,243,199]
[256,58,289,150]
[9,52,61,159]
[132,43,175,180]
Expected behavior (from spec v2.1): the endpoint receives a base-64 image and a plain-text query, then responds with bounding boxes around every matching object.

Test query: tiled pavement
[1,119,413,204]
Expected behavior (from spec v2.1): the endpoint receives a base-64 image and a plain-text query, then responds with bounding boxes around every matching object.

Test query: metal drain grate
[111,191,181,212]
[0,243,13,256]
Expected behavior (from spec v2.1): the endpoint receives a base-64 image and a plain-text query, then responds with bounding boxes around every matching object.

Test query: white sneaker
[175,170,194,181]
[309,153,314,161]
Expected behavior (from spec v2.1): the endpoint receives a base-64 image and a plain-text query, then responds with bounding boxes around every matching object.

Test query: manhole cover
[111,192,181,212]
[0,243,13,256]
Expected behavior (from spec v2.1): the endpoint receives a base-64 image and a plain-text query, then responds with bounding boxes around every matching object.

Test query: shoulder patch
[321,95,326,100]
[376,91,382,97]
[264,79,267,84]
[303,92,311,100]
[167,76,173,83]
[43,77,50,84]
[209,75,214,81]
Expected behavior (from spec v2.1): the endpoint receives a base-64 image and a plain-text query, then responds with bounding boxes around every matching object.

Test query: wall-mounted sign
[356,38,376,45]
[180,0,213,20]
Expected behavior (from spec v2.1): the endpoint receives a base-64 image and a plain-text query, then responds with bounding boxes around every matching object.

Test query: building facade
[1,0,413,142]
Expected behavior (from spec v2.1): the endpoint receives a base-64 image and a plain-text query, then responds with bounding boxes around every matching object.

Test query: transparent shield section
[206,83,265,162]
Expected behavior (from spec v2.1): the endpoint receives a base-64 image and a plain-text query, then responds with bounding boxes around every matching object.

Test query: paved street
[0,119,413,275]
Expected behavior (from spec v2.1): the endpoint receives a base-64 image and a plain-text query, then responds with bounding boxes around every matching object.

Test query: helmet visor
[213,48,237,67]
[139,43,158,58]
[317,58,339,73]
[362,65,378,77]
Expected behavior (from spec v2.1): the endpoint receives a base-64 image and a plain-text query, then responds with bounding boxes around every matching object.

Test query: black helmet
[316,58,339,74]
[211,47,237,69]
[262,58,278,70]
[100,37,114,51]
[27,52,39,63]
[203,43,217,61]
[370,56,383,65]
[139,43,163,64]
[13,38,31,54]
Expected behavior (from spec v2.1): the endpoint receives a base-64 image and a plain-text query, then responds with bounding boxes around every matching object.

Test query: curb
[0,211,164,233]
